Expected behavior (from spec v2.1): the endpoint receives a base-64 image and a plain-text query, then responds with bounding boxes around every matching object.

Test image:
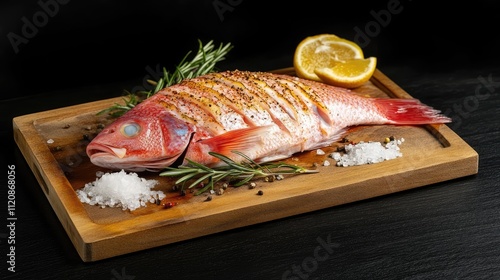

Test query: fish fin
[308,128,348,150]
[375,99,452,124]
[257,154,293,163]
[199,126,273,156]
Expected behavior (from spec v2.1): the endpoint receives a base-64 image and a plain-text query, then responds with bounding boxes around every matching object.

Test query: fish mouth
[87,143,127,159]
[86,143,182,172]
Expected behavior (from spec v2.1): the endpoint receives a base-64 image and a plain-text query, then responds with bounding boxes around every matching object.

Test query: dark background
[1,1,500,279]
[1,0,498,100]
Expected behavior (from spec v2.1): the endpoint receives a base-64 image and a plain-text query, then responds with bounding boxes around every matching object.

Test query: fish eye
[120,123,141,137]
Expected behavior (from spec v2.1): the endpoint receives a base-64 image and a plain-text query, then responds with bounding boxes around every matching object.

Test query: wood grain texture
[12,70,478,262]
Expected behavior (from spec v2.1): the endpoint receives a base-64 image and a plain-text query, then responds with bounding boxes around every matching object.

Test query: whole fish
[86,70,451,171]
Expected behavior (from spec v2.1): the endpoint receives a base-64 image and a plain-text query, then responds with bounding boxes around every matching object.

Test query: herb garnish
[160,151,318,195]
[98,40,233,117]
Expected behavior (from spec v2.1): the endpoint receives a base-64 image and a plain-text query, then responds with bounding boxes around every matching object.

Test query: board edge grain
[12,68,479,261]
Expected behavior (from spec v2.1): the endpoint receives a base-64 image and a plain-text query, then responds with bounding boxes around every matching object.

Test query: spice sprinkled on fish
[86,70,451,171]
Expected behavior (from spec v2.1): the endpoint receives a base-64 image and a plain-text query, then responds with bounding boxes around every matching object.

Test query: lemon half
[294,34,376,88]
[315,57,377,88]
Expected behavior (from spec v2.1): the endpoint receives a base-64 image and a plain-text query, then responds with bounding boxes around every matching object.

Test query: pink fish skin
[86,70,451,172]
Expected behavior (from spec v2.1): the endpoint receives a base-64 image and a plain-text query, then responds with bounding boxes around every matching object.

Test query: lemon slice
[294,34,364,81]
[314,57,377,88]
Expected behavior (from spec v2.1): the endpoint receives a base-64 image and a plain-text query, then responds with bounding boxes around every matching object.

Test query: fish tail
[375,98,452,125]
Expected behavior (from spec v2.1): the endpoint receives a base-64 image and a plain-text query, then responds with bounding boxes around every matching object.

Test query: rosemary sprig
[150,39,233,96]
[160,151,318,195]
[97,92,141,118]
[98,39,233,117]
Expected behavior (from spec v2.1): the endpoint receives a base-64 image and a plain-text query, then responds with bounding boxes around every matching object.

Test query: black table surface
[1,1,500,279]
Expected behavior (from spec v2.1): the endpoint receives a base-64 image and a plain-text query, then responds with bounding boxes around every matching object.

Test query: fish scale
[217,74,297,134]
[194,75,274,128]
[215,71,337,146]
[86,70,451,171]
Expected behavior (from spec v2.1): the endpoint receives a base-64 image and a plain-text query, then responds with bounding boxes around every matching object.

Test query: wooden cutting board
[13,69,478,262]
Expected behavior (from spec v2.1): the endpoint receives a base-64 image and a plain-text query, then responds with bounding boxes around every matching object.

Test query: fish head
[86,106,194,172]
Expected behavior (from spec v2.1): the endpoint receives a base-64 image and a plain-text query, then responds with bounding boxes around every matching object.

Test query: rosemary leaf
[232,174,255,187]
[174,170,204,185]
[100,39,233,117]
[195,179,215,196]
[185,158,215,172]
[187,173,215,190]
[160,151,318,195]
[160,167,197,176]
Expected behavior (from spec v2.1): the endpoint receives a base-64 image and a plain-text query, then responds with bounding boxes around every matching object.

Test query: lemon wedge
[293,34,364,82]
[314,57,377,88]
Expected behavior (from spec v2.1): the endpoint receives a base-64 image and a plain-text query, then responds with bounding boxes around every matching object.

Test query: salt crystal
[331,152,341,161]
[330,139,404,167]
[47,139,54,144]
[316,149,326,155]
[76,170,165,211]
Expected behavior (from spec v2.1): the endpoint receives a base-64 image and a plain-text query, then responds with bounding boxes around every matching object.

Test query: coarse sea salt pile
[330,138,405,167]
[77,170,165,211]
